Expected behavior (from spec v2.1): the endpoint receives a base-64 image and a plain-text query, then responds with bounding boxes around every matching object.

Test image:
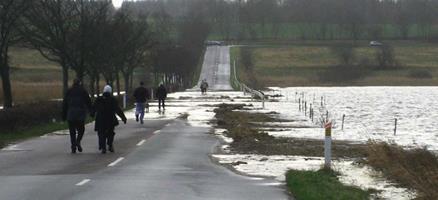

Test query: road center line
[75,179,90,186]
[108,157,124,167]
[136,139,146,146]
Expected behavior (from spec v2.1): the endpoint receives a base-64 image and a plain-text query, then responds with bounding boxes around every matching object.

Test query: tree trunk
[0,63,13,108]
[116,72,120,96]
[123,74,130,103]
[96,74,100,96]
[62,64,69,96]
[129,70,134,92]
[89,75,95,99]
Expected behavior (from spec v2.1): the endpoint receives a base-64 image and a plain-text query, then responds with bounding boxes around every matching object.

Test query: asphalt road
[194,46,233,91]
[0,118,289,200]
[0,46,290,200]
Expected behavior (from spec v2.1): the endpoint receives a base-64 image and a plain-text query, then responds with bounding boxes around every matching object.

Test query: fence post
[299,98,301,111]
[321,96,323,107]
[324,122,332,168]
[304,101,307,116]
[295,92,297,102]
[394,118,397,135]
[311,108,314,122]
[309,104,312,119]
[342,114,345,130]
[123,93,127,109]
[151,88,154,100]
[262,96,265,109]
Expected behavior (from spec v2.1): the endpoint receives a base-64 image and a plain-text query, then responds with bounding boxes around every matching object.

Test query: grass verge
[365,142,438,200]
[191,47,207,87]
[286,168,371,200]
[0,117,96,149]
[0,121,68,149]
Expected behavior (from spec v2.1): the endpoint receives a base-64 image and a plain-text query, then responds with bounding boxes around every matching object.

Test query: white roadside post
[123,93,127,109]
[324,121,332,168]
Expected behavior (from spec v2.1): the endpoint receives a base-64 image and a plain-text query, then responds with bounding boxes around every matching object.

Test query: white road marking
[76,179,91,186]
[137,139,146,146]
[166,123,171,127]
[259,182,284,186]
[154,130,161,134]
[108,157,124,167]
[244,177,265,181]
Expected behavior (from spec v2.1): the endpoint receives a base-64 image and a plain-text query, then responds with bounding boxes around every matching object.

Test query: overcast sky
[112,0,124,8]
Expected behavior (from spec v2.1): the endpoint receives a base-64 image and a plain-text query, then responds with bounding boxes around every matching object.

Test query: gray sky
[112,0,124,8]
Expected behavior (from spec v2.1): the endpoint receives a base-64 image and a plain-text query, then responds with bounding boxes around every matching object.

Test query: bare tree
[22,0,113,95]
[0,0,32,108]
[111,9,153,97]
[376,44,397,69]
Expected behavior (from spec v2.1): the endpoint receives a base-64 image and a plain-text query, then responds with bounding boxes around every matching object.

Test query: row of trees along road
[0,0,211,108]
[134,0,438,41]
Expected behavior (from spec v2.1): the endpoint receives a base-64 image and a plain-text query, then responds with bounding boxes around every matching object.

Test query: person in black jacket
[133,81,150,124]
[92,85,127,154]
[155,84,167,111]
[62,79,92,154]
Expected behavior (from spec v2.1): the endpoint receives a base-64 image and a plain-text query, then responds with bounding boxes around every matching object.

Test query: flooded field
[265,87,438,151]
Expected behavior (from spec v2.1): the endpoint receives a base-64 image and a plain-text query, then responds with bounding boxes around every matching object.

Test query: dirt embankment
[213,103,366,158]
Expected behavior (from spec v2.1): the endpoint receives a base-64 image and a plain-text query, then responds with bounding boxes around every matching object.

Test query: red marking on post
[324,122,332,129]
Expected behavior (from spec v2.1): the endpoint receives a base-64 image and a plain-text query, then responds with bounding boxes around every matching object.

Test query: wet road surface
[0,45,290,200]
[194,46,233,91]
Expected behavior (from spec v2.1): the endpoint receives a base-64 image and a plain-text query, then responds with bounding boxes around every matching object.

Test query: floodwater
[265,87,438,151]
[212,153,416,200]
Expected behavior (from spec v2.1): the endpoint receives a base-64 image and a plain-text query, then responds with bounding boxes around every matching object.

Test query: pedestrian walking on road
[200,79,209,95]
[133,81,150,124]
[92,85,127,154]
[62,79,93,154]
[155,84,167,111]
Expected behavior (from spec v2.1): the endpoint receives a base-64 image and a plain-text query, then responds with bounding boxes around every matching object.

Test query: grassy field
[209,23,438,41]
[1,47,125,105]
[0,47,63,104]
[286,169,371,200]
[231,40,438,87]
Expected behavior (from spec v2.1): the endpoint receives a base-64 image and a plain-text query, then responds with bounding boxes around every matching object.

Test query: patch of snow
[212,154,416,200]
[1,144,29,151]
[214,128,234,143]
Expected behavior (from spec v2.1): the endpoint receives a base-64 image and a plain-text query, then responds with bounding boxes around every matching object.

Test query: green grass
[192,48,207,87]
[286,168,372,200]
[0,117,96,149]
[229,47,241,90]
[0,121,69,148]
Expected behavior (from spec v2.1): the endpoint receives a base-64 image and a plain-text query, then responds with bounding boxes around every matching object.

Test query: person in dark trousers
[200,79,209,95]
[133,81,150,124]
[92,85,127,154]
[155,84,167,111]
[62,79,92,154]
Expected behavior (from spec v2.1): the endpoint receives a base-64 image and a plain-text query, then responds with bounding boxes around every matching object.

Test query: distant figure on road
[62,78,92,154]
[155,84,167,111]
[92,85,127,154]
[133,81,150,124]
[200,79,209,95]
